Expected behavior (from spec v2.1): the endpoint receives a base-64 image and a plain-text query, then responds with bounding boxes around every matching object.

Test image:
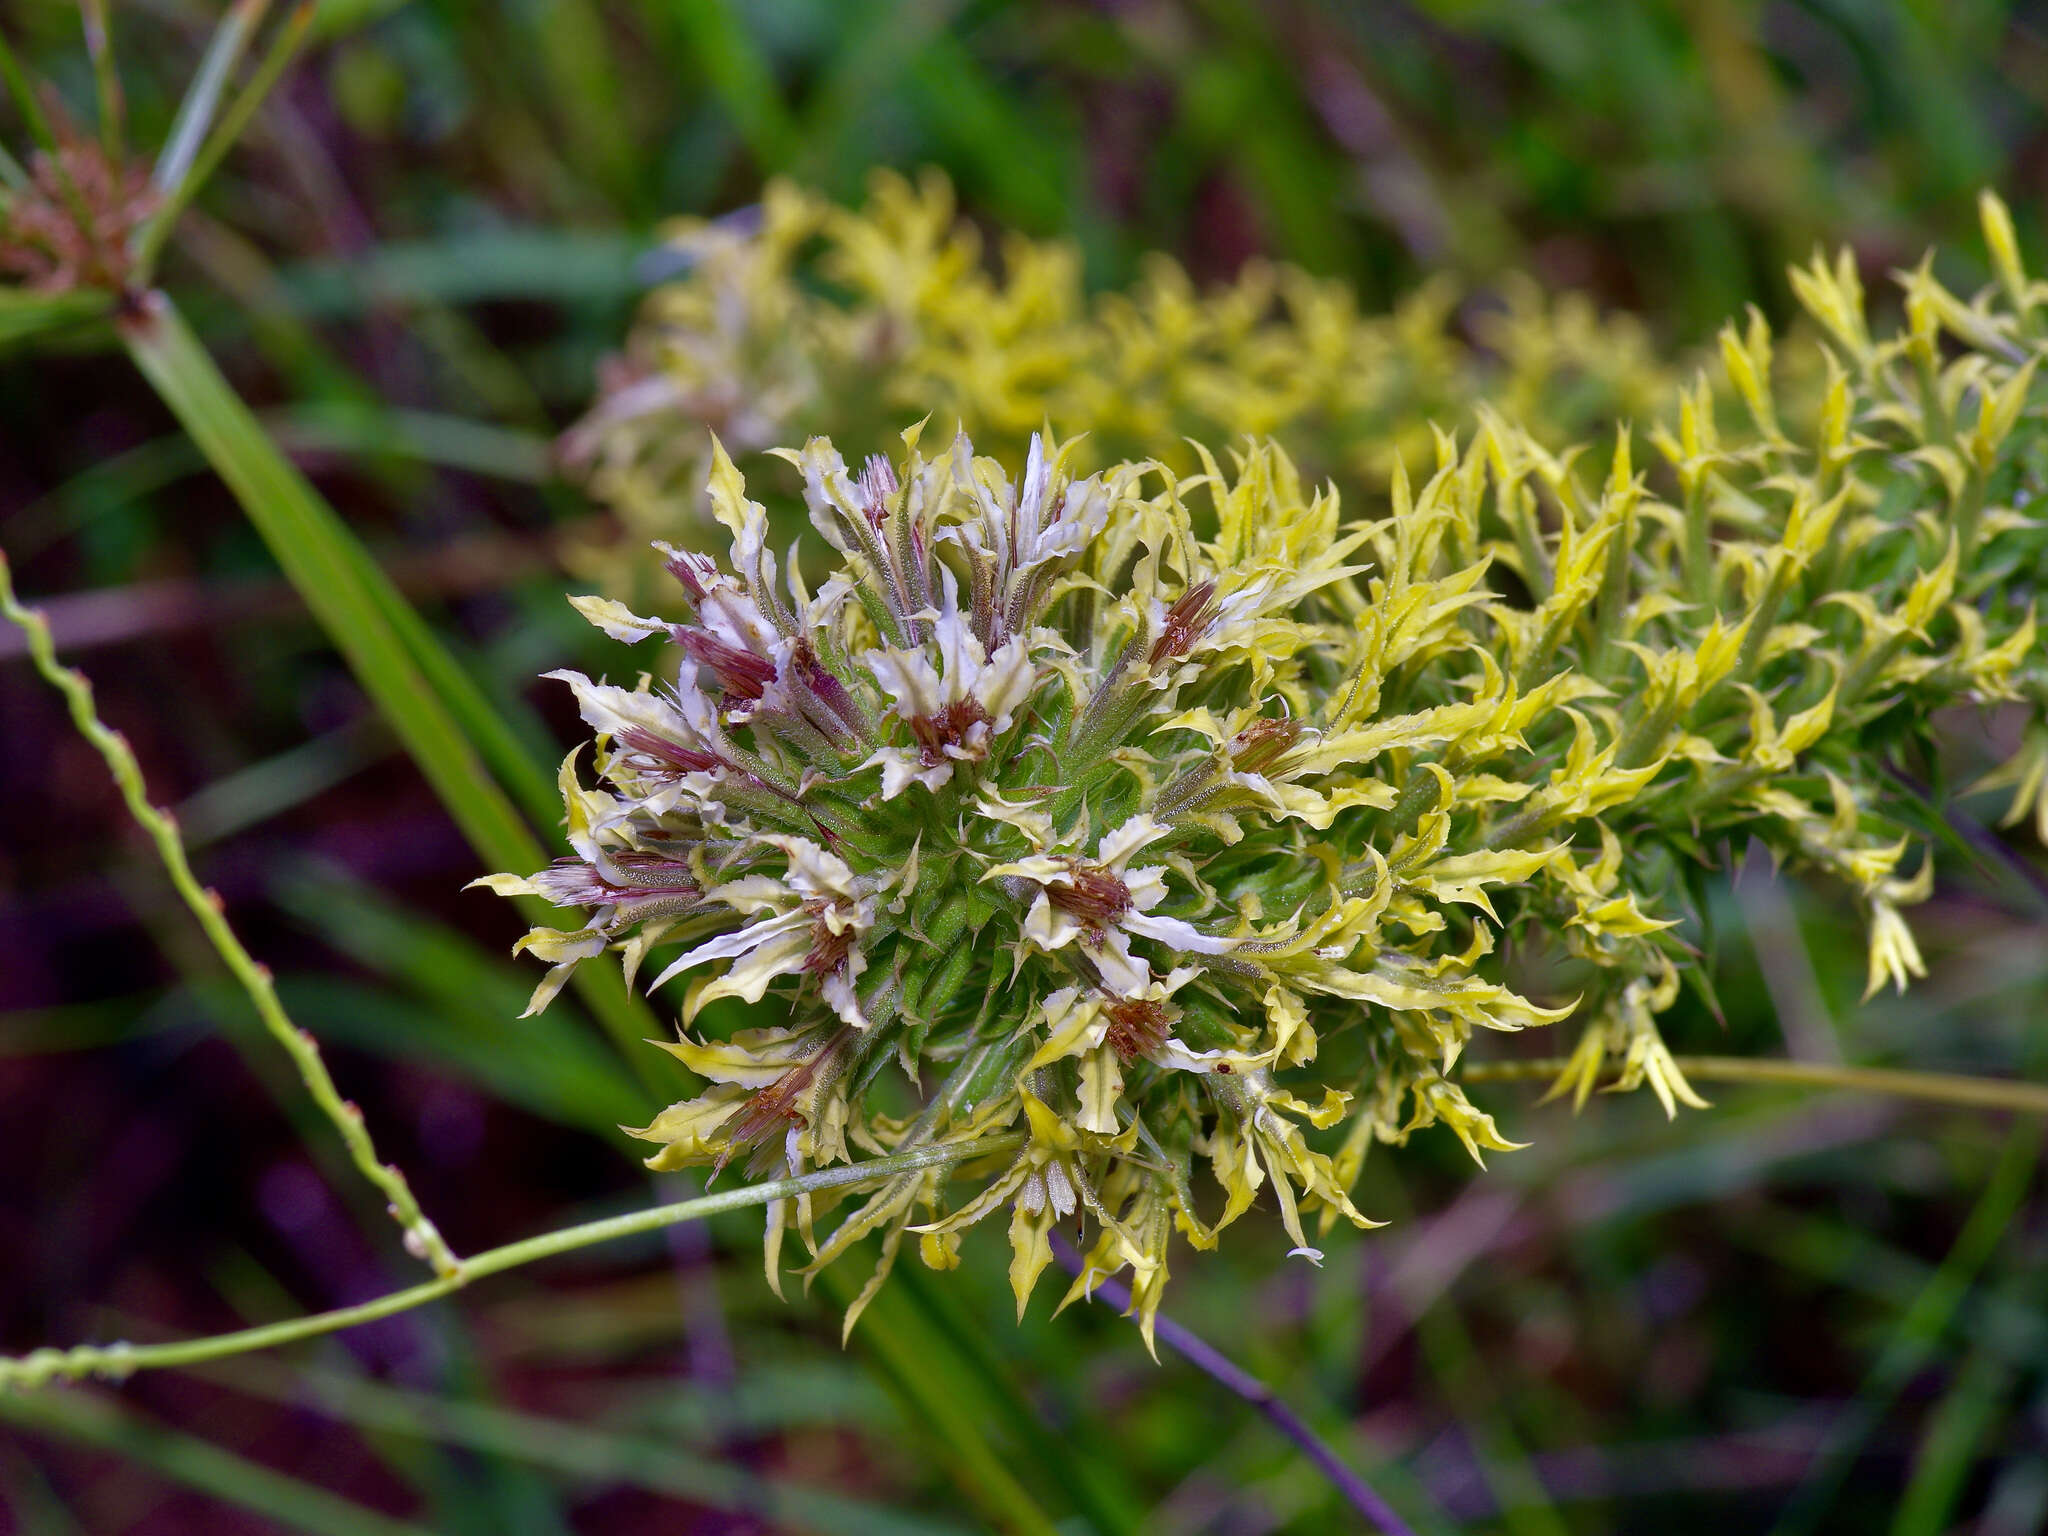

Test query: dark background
[3,2,2048,1532]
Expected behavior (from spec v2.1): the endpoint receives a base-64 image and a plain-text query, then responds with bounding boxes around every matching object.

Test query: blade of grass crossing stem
[118,294,539,870]
[0,1388,436,1536]
[821,1267,1067,1536]
[117,291,668,1084]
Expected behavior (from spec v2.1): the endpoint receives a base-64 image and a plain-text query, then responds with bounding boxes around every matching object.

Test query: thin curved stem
[0,550,456,1276]
[0,1136,1020,1391]
[1049,1233,1424,1536]
[1460,1054,2048,1115]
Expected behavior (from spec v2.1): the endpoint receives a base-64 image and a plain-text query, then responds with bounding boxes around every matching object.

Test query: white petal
[869,745,952,800]
[975,634,1036,729]
[863,645,945,721]
[568,594,669,643]
[1088,928,1152,994]
[690,929,812,1007]
[1095,813,1172,870]
[1123,910,1235,955]
[1023,891,1081,951]
[647,908,808,993]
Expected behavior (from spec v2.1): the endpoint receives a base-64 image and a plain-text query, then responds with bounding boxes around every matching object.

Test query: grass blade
[0,1388,437,1536]
[667,0,799,172]
[1770,1118,2045,1534]
[1890,1340,2014,1536]
[0,23,62,157]
[118,292,544,878]
[116,290,669,1084]
[79,0,125,165]
[822,1268,1069,1536]
[206,1358,977,1536]
[0,288,114,349]
[151,0,268,199]
[133,2,318,281]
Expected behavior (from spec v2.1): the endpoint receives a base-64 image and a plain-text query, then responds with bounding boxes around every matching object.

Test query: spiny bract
[488,193,2048,1346]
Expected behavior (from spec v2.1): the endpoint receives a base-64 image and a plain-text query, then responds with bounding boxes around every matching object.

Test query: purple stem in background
[1049,1233,1420,1536]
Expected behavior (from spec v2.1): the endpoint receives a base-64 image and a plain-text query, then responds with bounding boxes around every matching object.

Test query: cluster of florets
[492,193,2048,1339]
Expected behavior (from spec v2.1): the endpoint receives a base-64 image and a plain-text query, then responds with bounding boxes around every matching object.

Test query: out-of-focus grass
[2,2,2046,1532]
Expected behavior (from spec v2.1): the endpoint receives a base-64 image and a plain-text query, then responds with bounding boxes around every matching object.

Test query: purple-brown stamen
[907,697,993,767]
[618,726,721,776]
[1048,862,1133,927]
[677,627,777,702]
[1148,580,1219,666]
[1230,715,1304,775]
[1103,997,1177,1063]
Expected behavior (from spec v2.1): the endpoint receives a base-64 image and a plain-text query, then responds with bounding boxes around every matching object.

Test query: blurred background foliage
[3,1,2048,1533]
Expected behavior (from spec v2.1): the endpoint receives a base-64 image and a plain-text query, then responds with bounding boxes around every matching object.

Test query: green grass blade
[338,529,564,834]
[134,2,318,282]
[894,1265,1145,1534]
[273,869,645,1131]
[1890,1340,2014,1536]
[0,288,114,350]
[119,292,542,875]
[0,22,62,157]
[904,34,1070,232]
[266,230,644,314]
[151,0,269,199]
[0,1388,438,1536]
[207,1358,976,1536]
[822,1268,1069,1536]
[1771,1118,2046,1535]
[666,0,799,172]
[116,290,669,1082]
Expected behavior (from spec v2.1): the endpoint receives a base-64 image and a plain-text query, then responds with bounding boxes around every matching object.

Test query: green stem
[0,552,457,1277]
[0,1136,1020,1391]
[1461,1055,2048,1114]
[1682,477,1715,610]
